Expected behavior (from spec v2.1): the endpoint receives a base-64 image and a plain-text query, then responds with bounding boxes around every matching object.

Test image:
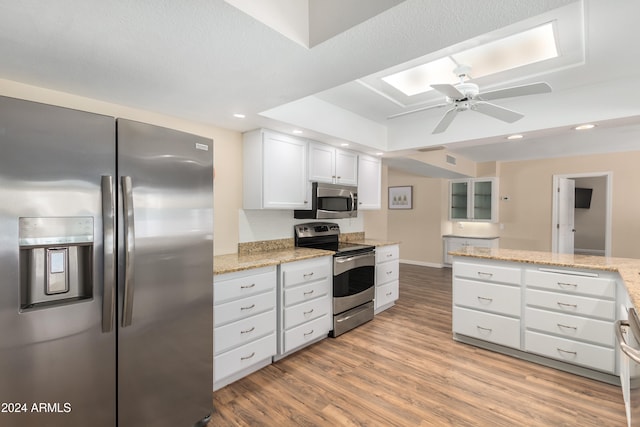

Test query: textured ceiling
[0,0,638,164]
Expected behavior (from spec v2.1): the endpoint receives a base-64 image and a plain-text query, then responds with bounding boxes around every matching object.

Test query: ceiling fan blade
[432,108,458,134]
[431,84,465,99]
[387,103,448,120]
[473,101,524,123]
[478,82,552,101]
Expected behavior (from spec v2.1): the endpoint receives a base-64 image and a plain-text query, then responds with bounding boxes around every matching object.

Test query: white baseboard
[399,259,444,268]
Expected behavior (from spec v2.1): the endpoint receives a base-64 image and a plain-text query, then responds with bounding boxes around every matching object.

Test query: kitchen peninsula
[449,246,640,383]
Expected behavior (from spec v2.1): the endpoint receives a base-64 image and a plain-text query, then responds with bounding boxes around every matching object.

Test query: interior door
[557,177,576,254]
[116,119,213,427]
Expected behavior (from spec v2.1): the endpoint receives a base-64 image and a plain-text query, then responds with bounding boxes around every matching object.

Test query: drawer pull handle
[557,348,577,357]
[241,283,256,289]
[477,296,493,303]
[557,282,578,289]
[303,272,315,278]
[386,270,393,275]
[303,309,314,316]
[304,290,315,296]
[477,272,493,278]
[557,323,577,331]
[240,352,256,361]
[476,326,492,332]
[557,302,578,309]
[241,326,256,334]
[386,253,393,258]
[304,329,314,337]
[240,304,256,311]
[386,292,393,296]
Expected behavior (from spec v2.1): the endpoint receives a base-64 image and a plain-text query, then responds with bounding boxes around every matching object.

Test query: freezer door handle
[122,176,135,327]
[101,176,116,333]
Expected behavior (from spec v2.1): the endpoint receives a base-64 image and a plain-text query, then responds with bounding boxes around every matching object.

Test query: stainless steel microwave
[294,182,358,219]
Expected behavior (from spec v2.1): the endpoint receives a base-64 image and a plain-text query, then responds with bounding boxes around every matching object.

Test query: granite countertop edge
[214,240,400,276]
[449,247,640,309]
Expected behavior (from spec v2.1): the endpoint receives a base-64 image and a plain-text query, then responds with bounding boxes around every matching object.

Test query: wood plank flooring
[209,264,626,426]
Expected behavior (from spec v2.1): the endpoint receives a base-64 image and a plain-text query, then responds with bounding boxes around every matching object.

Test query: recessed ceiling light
[506,134,524,140]
[233,113,245,119]
[574,124,596,130]
[341,143,349,147]
[292,130,303,134]
[375,152,384,156]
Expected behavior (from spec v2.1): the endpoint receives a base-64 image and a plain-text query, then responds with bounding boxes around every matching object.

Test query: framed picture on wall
[388,186,413,209]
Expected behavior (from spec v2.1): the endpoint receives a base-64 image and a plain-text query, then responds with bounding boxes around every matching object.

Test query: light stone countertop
[214,239,400,276]
[449,246,640,309]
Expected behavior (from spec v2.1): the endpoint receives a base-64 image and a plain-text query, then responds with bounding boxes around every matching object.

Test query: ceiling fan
[388,65,552,134]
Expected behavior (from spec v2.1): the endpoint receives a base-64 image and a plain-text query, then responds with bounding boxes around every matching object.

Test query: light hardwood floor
[209,264,626,426]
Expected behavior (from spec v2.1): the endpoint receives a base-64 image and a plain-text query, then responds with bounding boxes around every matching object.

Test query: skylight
[382,22,558,97]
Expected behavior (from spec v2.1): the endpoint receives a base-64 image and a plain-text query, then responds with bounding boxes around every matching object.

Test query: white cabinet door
[308,143,358,185]
[243,129,310,210]
[449,178,498,222]
[358,154,381,210]
[335,149,358,185]
[308,143,335,183]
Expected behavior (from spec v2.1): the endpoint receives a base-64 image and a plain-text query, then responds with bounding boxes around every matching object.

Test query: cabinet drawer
[282,258,331,288]
[525,307,614,347]
[375,281,398,309]
[525,330,615,373]
[214,267,276,304]
[453,279,521,317]
[375,245,399,263]
[214,291,275,326]
[454,262,521,285]
[376,261,399,286]
[214,309,276,355]
[284,295,331,330]
[284,279,331,307]
[214,333,276,382]
[525,269,615,299]
[526,289,615,320]
[283,314,331,353]
[453,306,521,349]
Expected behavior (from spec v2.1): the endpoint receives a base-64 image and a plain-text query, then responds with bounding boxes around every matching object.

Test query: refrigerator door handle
[101,175,116,333]
[122,176,135,327]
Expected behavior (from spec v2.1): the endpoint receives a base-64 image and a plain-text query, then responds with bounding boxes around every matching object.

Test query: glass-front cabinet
[450,181,469,220]
[449,178,498,222]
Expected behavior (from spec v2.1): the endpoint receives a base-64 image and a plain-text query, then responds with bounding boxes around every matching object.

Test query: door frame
[551,172,612,256]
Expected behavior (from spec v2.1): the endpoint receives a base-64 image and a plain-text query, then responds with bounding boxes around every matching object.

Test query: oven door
[333,251,375,314]
[616,306,640,426]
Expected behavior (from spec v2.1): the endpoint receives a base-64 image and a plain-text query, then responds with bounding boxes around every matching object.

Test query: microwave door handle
[350,191,355,210]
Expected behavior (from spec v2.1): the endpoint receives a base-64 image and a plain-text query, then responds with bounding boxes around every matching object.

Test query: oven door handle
[335,253,374,264]
[616,320,640,364]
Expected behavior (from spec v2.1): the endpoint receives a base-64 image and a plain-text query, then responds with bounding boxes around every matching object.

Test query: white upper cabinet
[357,154,382,210]
[243,129,310,210]
[308,143,358,185]
[449,178,498,222]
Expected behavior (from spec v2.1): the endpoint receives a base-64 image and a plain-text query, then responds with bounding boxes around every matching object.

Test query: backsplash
[239,209,364,243]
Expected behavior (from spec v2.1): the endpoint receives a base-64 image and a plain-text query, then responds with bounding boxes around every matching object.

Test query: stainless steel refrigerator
[0,96,214,427]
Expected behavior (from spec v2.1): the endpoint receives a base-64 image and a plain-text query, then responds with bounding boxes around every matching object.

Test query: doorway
[551,172,612,256]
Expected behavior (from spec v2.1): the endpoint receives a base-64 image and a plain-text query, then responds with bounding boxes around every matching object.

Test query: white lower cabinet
[452,261,522,349]
[213,266,277,390]
[375,244,399,314]
[524,268,617,374]
[453,256,623,381]
[443,236,498,266]
[276,256,332,359]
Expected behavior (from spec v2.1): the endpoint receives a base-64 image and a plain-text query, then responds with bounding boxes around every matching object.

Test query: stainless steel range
[294,222,375,337]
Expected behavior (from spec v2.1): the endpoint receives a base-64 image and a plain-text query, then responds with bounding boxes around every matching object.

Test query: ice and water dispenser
[19,217,94,310]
